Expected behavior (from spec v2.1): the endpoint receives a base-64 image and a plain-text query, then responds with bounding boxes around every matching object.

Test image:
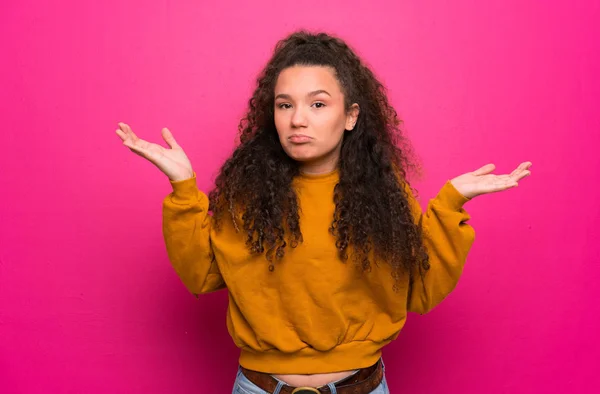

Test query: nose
[290,107,308,128]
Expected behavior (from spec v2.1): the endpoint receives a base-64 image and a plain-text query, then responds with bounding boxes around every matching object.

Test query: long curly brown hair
[208,30,430,290]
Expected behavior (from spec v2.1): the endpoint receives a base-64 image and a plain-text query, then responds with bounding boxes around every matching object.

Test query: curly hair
[208,30,430,291]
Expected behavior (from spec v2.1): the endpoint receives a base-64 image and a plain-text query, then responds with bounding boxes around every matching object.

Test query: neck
[299,147,341,175]
[300,164,337,175]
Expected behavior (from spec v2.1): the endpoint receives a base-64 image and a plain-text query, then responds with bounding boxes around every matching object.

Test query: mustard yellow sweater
[162,169,475,374]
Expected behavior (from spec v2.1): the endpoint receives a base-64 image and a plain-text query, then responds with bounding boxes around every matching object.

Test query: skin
[274,65,359,176]
[115,65,533,388]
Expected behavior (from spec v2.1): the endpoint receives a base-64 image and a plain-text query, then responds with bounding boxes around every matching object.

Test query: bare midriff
[272,370,358,387]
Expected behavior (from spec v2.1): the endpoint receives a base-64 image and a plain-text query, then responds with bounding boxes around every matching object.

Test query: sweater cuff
[434,180,472,211]
[169,172,199,203]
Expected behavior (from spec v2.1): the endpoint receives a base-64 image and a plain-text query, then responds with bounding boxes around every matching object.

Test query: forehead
[274,65,342,95]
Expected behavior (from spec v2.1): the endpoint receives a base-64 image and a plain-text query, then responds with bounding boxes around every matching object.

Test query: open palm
[115,122,194,182]
[450,162,532,200]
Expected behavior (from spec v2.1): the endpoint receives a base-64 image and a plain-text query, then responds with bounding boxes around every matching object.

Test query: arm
[405,180,476,314]
[162,172,226,296]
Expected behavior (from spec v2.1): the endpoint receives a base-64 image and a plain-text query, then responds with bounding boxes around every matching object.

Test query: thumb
[472,163,495,176]
[162,128,180,149]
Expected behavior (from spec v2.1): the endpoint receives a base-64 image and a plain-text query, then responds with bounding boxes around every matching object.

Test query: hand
[115,122,194,182]
[450,161,532,200]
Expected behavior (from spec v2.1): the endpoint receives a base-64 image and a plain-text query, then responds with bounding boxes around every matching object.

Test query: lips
[289,134,312,143]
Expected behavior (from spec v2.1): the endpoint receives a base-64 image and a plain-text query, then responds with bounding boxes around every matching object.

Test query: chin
[283,146,319,162]
[287,153,317,163]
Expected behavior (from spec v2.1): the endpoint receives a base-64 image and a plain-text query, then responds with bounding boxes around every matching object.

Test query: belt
[239,359,383,394]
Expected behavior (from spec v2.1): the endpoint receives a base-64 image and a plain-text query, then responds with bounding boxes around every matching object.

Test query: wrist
[170,171,195,183]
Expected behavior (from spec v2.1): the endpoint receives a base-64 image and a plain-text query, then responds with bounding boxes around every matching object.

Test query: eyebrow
[274,90,332,100]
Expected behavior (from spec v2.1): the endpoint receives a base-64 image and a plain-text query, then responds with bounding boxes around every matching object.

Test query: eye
[277,103,292,109]
[312,102,326,108]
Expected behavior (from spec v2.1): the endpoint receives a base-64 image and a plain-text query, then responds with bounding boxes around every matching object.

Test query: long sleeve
[162,173,226,296]
[405,180,476,314]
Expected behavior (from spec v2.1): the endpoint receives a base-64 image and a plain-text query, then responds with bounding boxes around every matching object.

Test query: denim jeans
[232,359,390,394]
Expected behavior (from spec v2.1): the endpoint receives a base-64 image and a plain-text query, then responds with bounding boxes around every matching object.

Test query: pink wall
[1,1,598,392]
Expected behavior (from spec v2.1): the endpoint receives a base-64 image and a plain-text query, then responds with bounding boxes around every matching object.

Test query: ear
[345,103,360,131]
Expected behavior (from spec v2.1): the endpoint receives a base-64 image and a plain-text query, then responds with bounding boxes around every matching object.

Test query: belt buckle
[291,388,320,394]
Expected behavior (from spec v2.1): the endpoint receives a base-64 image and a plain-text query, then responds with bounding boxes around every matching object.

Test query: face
[273,65,359,174]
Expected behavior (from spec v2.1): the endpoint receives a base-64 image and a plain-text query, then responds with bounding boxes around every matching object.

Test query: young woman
[116,31,532,394]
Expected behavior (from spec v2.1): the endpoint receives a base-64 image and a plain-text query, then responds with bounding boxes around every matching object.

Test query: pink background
[1,1,599,393]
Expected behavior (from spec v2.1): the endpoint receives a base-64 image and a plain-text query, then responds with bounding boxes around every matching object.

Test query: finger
[514,170,531,181]
[122,139,144,154]
[486,178,518,193]
[116,127,136,146]
[118,122,130,136]
[472,163,496,176]
[123,140,158,162]
[120,122,141,143]
[509,167,532,181]
[162,128,180,149]
[509,162,531,177]
[496,172,530,182]
[494,174,513,181]
[115,128,127,141]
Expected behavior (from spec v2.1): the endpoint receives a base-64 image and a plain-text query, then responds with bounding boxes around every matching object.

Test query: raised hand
[450,162,532,200]
[115,122,195,182]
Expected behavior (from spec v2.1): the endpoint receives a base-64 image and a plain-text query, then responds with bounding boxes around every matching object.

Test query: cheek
[273,112,283,130]
[274,112,293,138]
[318,114,346,141]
